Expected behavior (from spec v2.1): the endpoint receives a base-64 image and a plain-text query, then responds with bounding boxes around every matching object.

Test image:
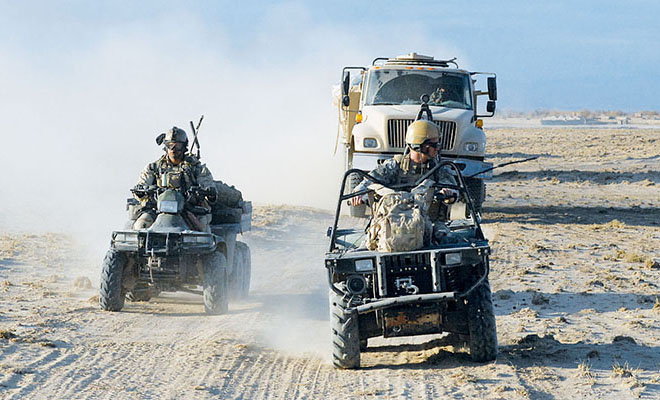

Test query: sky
[0,1,658,250]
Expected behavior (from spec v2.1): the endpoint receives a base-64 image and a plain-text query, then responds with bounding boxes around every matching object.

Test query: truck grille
[387,119,456,150]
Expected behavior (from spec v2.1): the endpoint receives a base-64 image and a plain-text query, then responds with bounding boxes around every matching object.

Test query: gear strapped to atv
[325,161,497,369]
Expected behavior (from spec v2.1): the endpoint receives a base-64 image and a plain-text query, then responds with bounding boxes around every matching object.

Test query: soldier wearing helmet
[132,126,217,231]
[351,119,458,219]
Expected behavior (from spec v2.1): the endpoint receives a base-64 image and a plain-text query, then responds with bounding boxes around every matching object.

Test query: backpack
[367,186,433,252]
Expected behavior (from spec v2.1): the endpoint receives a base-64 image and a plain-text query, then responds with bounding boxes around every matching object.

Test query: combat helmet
[405,120,440,152]
[156,127,188,146]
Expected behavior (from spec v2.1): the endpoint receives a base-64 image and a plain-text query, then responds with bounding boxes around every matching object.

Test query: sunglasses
[422,141,441,150]
[165,142,186,150]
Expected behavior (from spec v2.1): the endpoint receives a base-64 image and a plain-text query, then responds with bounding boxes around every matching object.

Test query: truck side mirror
[486,101,496,113]
[342,71,350,96]
[487,77,497,101]
[342,95,350,107]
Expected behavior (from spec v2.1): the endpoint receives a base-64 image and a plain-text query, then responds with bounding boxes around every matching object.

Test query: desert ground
[1,125,659,399]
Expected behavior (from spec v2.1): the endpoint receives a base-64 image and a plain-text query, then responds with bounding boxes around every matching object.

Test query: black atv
[99,182,251,314]
[325,162,497,368]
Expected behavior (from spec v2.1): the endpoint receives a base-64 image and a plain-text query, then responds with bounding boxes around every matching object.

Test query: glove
[204,186,218,203]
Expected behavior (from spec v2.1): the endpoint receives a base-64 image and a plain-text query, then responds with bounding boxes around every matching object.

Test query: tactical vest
[393,153,444,222]
[393,153,436,186]
[148,155,201,192]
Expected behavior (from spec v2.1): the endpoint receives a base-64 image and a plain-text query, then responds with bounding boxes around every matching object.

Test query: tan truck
[335,52,497,217]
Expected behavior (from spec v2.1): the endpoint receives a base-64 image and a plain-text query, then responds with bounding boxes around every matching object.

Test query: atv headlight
[183,235,214,244]
[464,142,479,152]
[363,138,378,148]
[159,200,179,213]
[355,258,374,272]
[114,232,138,243]
[445,252,462,265]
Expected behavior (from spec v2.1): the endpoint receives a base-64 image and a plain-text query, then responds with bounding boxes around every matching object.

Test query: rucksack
[367,185,433,252]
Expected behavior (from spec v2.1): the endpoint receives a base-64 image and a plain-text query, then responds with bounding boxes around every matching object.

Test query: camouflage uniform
[133,154,216,231]
[355,153,456,222]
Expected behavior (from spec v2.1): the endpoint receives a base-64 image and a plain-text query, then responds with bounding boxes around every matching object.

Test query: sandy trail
[2,126,660,399]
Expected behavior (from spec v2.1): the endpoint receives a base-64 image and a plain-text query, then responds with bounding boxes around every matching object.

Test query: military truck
[335,52,497,217]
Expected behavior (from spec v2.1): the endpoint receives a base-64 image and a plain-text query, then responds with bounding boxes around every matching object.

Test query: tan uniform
[355,153,456,222]
[133,154,215,231]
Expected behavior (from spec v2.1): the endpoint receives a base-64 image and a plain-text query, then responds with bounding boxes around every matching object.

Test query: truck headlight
[464,142,479,152]
[355,258,375,272]
[445,252,462,265]
[363,138,378,148]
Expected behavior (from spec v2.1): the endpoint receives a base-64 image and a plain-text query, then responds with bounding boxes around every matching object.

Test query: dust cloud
[0,5,462,315]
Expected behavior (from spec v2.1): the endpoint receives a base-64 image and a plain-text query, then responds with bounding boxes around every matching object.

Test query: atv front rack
[330,254,490,315]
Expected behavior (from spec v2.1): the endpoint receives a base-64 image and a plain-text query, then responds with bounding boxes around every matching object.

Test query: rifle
[189,115,204,159]
[467,156,538,178]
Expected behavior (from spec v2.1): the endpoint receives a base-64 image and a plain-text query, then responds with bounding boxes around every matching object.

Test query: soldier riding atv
[99,120,252,314]
[325,102,497,368]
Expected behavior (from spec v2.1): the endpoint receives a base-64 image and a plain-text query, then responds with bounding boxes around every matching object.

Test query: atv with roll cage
[325,161,497,369]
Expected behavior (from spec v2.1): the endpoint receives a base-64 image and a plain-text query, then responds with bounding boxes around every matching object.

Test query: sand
[1,126,659,399]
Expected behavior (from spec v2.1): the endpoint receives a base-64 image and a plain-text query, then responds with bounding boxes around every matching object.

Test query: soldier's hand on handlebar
[204,186,217,202]
[436,188,459,204]
[351,195,364,206]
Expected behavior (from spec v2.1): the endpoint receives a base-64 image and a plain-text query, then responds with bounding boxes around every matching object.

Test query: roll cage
[328,161,485,252]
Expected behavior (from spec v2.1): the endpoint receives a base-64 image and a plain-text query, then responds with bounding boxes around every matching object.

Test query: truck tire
[203,251,229,315]
[348,172,367,218]
[467,279,498,362]
[99,249,126,312]
[330,285,360,369]
[230,242,251,300]
[465,177,486,213]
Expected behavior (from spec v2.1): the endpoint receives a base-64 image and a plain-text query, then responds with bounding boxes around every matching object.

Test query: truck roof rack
[372,52,459,68]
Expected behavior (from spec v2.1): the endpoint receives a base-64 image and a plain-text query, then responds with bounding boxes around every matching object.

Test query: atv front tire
[203,251,229,315]
[467,279,498,362]
[99,249,126,311]
[330,285,360,369]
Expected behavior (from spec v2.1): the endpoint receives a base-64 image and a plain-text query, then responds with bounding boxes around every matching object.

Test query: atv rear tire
[465,177,486,214]
[348,172,367,218]
[203,251,229,315]
[230,241,251,300]
[99,249,126,312]
[467,279,498,362]
[330,285,360,369]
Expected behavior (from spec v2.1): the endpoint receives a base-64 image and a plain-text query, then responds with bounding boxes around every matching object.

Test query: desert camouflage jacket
[135,154,215,206]
[354,153,456,193]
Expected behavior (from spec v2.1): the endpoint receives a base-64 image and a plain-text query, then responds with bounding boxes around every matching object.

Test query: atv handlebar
[131,184,216,202]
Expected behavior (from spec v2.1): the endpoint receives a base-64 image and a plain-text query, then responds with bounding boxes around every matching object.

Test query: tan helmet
[405,120,439,151]
[164,126,188,145]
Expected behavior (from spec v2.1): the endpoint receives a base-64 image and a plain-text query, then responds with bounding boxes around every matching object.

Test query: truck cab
[336,53,497,216]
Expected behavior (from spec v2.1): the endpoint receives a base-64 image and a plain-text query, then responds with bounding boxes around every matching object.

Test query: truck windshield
[364,69,473,110]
